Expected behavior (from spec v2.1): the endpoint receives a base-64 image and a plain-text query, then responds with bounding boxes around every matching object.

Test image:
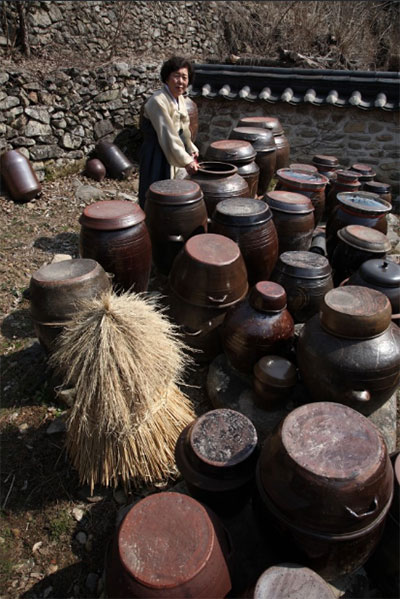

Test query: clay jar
[29,258,110,353]
[210,197,278,285]
[175,408,259,515]
[325,170,361,220]
[289,163,317,174]
[189,161,249,218]
[255,401,394,580]
[0,149,42,202]
[95,140,133,179]
[185,96,198,141]
[297,286,400,415]
[79,200,152,292]
[229,127,276,196]
[347,259,400,320]
[238,116,290,171]
[326,191,392,259]
[275,168,328,227]
[364,180,392,204]
[351,163,376,189]
[145,179,207,275]
[221,281,295,374]
[205,140,260,198]
[84,158,106,182]
[253,355,297,411]
[265,190,315,254]
[331,225,391,286]
[271,251,333,323]
[106,492,232,598]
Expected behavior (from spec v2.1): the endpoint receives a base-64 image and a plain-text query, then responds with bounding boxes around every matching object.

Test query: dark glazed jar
[253,355,297,411]
[271,251,333,323]
[312,155,340,218]
[238,116,290,170]
[205,140,260,198]
[175,408,259,515]
[229,127,276,196]
[325,170,361,220]
[0,149,42,202]
[210,197,278,285]
[297,287,400,414]
[185,96,198,141]
[84,158,106,182]
[276,169,328,227]
[351,163,376,189]
[331,225,391,286]
[265,190,315,254]
[145,179,207,275]
[95,140,133,179]
[326,191,392,259]
[79,200,152,292]
[364,180,392,204]
[347,259,400,319]
[221,281,295,373]
[189,161,249,218]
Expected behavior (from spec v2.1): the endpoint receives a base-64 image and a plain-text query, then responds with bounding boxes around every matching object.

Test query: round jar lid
[352,163,376,176]
[185,233,241,266]
[336,191,392,214]
[320,285,392,338]
[289,163,318,174]
[364,180,391,195]
[254,564,336,599]
[249,281,287,311]
[196,161,238,177]
[212,197,272,226]
[312,154,339,167]
[253,356,297,388]
[337,225,391,253]
[31,258,102,285]
[190,408,257,468]
[277,251,331,279]
[335,169,360,183]
[276,168,328,189]
[357,259,400,288]
[265,190,314,214]
[79,200,145,230]
[238,116,284,135]
[118,492,213,588]
[146,179,203,205]
[229,127,276,152]
[205,139,256,164]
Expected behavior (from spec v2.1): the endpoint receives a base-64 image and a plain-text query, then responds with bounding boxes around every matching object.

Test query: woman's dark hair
[160,56,195,85]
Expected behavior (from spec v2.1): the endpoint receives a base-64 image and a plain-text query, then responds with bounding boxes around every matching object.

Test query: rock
[61,132,82,149]
[0,96,20,110]
[86,572,99,593]
[51,254,73,264]
[25,106,51,124]
[29,145,64,160]
[75,184,104,203]
[46,416,67,435]
[94,89,120,103]
[116,192,138,202]
[25,121,52,137]
[94,119,114,140]
[0,72,9,85]
[72,508,85,522]
[75,531,87,545]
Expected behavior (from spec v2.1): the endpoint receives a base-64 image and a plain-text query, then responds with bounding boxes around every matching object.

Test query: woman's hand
[185,160,199,175]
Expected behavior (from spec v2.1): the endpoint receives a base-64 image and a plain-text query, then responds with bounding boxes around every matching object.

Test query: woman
[138,56,199,208]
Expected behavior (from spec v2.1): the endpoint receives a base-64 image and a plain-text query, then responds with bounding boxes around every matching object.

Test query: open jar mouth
[197,161,238,177]
[336,192,392,214]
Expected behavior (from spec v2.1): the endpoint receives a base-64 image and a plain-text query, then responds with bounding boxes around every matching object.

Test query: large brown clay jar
[325,170,361,220]
[205,140,259,198]
[0,149,42,202]
[265,190,315,254]
[229,127,276,196]
[276,168,328,227]
[238,116,290,170]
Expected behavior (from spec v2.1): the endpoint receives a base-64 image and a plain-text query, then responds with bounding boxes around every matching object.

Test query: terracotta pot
[175,408,259,515]
[237,116,290,170]
[297,286,400,414]
[253,355,297,410]
[347,259,400,317]
[221,281,295,373]
[325,170,361,220]
[229,127,276,196]
[79,200,152,292]
[106,492,232,598]
[189,161,249,217]
[210,197,278,285]
[265,190,315,254]
[255,401,394,579]
[29,258,110,352]
[84,158,106,182]
[185,96,198,141]
[145,179,207,275]
[253,564,335,599]
[205,140,259,198]
[270,251,333,323]
[364,180,392,204]
[0,149,42,202]
[275,169,328,227]
[95,140,133,179]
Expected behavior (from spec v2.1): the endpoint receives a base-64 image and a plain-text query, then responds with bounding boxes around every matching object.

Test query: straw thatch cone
[50,289,195,492]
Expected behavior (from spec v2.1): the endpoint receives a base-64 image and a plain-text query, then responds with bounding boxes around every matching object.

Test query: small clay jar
[175,408,259,515]
[312,154,340,179]
[221,281,295,374]
[364,181,392,204]
[185,96,198,141]
[275,168,328,227]
[265,190,315,254]
[270,251,333,323]
[331,225,391,286]
[210,197,278,285]
[238,116,290,170]
[229,127,276,196]
[0,149,42,202]
[325,170,361,220]
[79,200,152,292]
[205,139,260,198]
[253,355,297,410]
[84,158,106,182]
[347,259,400,319]
[95,140,134,179]
[351,163,376,189]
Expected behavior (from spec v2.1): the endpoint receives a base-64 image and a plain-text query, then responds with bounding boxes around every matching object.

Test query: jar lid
[276,168,328,189]
[320,286,392,338]
[185,233,241,266]
[229,127,276,152]
[336,191,392,214]
[190,408,258,468]
[205,139,256,164]
[337,225,391,253]
[357,259,400,288]
[265,190,314,214]
[312,154,339,167]
[335,169,360,183]
[146,179,203,205]
[238,116,283,135]
[196,161,238,177]
[289,163,318,174]
[352,163,376,177]
[277,251,331,279]
[249,281,287,312]
[79,200,145,230]
[212,197,272,226]
[253,355,297,388]
[364,180,391,195]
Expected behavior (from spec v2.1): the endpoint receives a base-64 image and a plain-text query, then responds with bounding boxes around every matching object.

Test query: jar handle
[345,497,378,519]
[344,389,371,403]
[207,294,228,304]
[168,234,185,243]
[181,326,203,337]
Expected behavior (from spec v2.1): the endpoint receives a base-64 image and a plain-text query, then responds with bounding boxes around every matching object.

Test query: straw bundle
[50,289,195,492]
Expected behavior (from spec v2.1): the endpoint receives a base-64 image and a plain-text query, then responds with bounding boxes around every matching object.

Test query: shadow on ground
[34,232,79,257]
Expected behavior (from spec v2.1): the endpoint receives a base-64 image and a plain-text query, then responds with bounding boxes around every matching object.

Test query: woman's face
[166,67,189,99]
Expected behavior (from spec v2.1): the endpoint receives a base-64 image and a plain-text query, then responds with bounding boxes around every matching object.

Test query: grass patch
[44,159,85,182]
[48,510,72,540]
